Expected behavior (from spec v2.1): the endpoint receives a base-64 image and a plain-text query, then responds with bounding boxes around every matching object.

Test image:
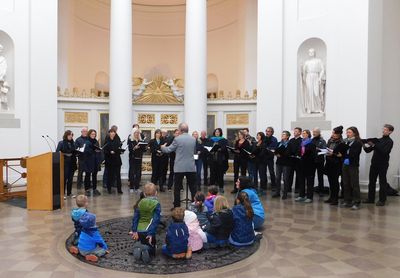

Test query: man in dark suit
[161,123,197,208]
[199,130,210,185]
[288,127,303,193]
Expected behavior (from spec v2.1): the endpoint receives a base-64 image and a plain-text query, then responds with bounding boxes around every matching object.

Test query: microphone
[46,135,57,150]
[42,135,53,152]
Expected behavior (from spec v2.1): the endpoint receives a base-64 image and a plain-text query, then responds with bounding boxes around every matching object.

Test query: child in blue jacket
[162,207,192,259]
[70,195,88,246]
[77,212,108,262]
[229,192,255,246]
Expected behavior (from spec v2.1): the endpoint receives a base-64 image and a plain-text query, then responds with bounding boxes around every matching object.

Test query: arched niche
[207,73,218,94]
[297,37,327,118]
[0,30,14,112]
[94,71,109,93]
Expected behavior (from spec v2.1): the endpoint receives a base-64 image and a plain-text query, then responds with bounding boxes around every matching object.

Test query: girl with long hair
[229,192,255,246]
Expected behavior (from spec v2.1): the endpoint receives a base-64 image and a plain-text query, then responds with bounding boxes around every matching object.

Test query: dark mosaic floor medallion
[66,216,261,274]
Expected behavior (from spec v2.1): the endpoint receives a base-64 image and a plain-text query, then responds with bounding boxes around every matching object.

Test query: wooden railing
[0,158,27,201]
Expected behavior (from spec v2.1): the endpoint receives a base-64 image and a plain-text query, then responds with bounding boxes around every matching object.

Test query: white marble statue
[300,48,326,114]
[163,78,184,102]
[133,78,153,100]
[0,44,9,111]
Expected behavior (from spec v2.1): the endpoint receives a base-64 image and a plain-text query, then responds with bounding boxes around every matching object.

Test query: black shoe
[107,189,112,194]
[231,190,238,194]
[118,190,123,194]
[324,199,332,204]
[272,193,280,198]
[362,199,375,204]
[330,201,338,206]
[93,189,101,196]
[376,201,385,206]
[340,202,352,208]
[159,188,165,192]
[85,190,91,196]
[281,194,288,200]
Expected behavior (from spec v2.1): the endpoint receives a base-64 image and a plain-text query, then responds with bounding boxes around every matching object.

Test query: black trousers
[151,156,165,189]
[84,171,98,191]
[314,161,325,190]
[137,232,156,256]
[202,158,209,185]
[368,163,389,202]
[299,174,315,199]
[64,162,75,195]
[77,161,84,188]
[266,158,276,187]
[233,158,247,189]
[326,163,341,202]
[129,158,142,190]
[173,172,197,208]
[107,164,122,192]
[342,165,360,204]
[288,160,302,191]
[210,161,225,189]
[167,157,175,189]
[275,164,291,195]
[162,156,169,187]
[256,162,267,190]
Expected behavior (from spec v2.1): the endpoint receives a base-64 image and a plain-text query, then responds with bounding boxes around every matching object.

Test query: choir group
[57,122,395,209]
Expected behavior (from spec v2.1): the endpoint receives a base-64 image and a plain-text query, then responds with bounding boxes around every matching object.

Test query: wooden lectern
[26,152,64,211]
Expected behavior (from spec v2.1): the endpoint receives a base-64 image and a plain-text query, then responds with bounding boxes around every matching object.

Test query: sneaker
[376,201,385,206]
[93,189,101,196]
[130,189,134,194]
[340,202,352,208]
[85,254,99,262]
[69,246,79,255]
[186,247,192,259]
[168,189,172,193]
[295,196,306,202]
[63,196,67,200]
[303,198,313,203]
[141,249,151,263]
[351,204,360,210]
[180,189,184,193]
[72,195,76,198]
[272,193,281,198]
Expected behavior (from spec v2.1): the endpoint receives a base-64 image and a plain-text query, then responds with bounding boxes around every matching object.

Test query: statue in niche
[0,44,9,111]
[300,48,326,114]
[132,78,153,101]
[163,78,184,102]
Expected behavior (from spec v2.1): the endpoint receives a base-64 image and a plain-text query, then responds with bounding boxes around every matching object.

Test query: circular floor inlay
[66,216,260,274]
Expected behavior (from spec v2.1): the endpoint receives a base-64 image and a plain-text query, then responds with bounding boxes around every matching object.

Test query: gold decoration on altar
[161,114,178,125]
[142,161,152,172]
[64,112,88,124]
[138,113,155,124]
[227,161,234,174]
[133,75,184,104]
[226,113,249,125]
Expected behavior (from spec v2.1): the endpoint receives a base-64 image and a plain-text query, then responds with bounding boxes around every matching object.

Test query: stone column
[184,0,207,133]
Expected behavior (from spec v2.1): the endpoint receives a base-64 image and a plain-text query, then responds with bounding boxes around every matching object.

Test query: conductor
[161,122,197,208]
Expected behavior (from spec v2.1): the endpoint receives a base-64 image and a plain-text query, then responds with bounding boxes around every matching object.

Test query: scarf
[301,138,312,156]
[278,140,288,148]
[210,136,224,143]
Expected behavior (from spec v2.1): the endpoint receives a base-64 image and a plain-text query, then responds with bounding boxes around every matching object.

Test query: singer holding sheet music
[75,128,88,189]
[232,130,250,194]
[81,129,102,197]
[363,124,394,206]
[56,130,77,198]
[103,129,123,194]
[208,128,229,193]
[128,128,146,192]
[254,132,268,195]
[149,129,167,192]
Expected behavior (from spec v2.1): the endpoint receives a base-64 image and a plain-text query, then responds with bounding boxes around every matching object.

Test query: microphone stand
[42,135,53,152]
[47,135,57,151]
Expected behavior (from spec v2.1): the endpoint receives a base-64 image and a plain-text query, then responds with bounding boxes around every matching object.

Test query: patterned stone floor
[1,178,400,278]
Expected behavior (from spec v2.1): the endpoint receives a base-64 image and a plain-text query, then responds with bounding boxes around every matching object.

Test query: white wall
[0,0,58,157]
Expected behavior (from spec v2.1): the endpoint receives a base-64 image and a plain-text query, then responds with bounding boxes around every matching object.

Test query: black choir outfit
[232,139,250,192]
[324,137,345,205]
[199,136,211,185]
[208,137,229,191]
[127,135,146,190]
[165,135,176,190]
[288,136,302,192]
[264,135,278,189]
[342,139,362,207]
[274,140,291,198]
[149,137,167,191]
[312,135,327,194]
[298,138,317,200]
[81,137,102,195]
[364,135,394,204]
[75,135,87,189]
[56,139,77,196]
[253,141,268,192]
[103,136,123,194]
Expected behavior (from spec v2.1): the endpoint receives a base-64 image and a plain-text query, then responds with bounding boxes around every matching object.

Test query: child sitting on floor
[184,210,207,252]
[76,212,109,262]
[70,195,89,247]
[188,191,210,230]
[229,192,255,247]
[205,196,234,247]
[162,207,192,259]
[204,185,219,213]
[130,183,161,263]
